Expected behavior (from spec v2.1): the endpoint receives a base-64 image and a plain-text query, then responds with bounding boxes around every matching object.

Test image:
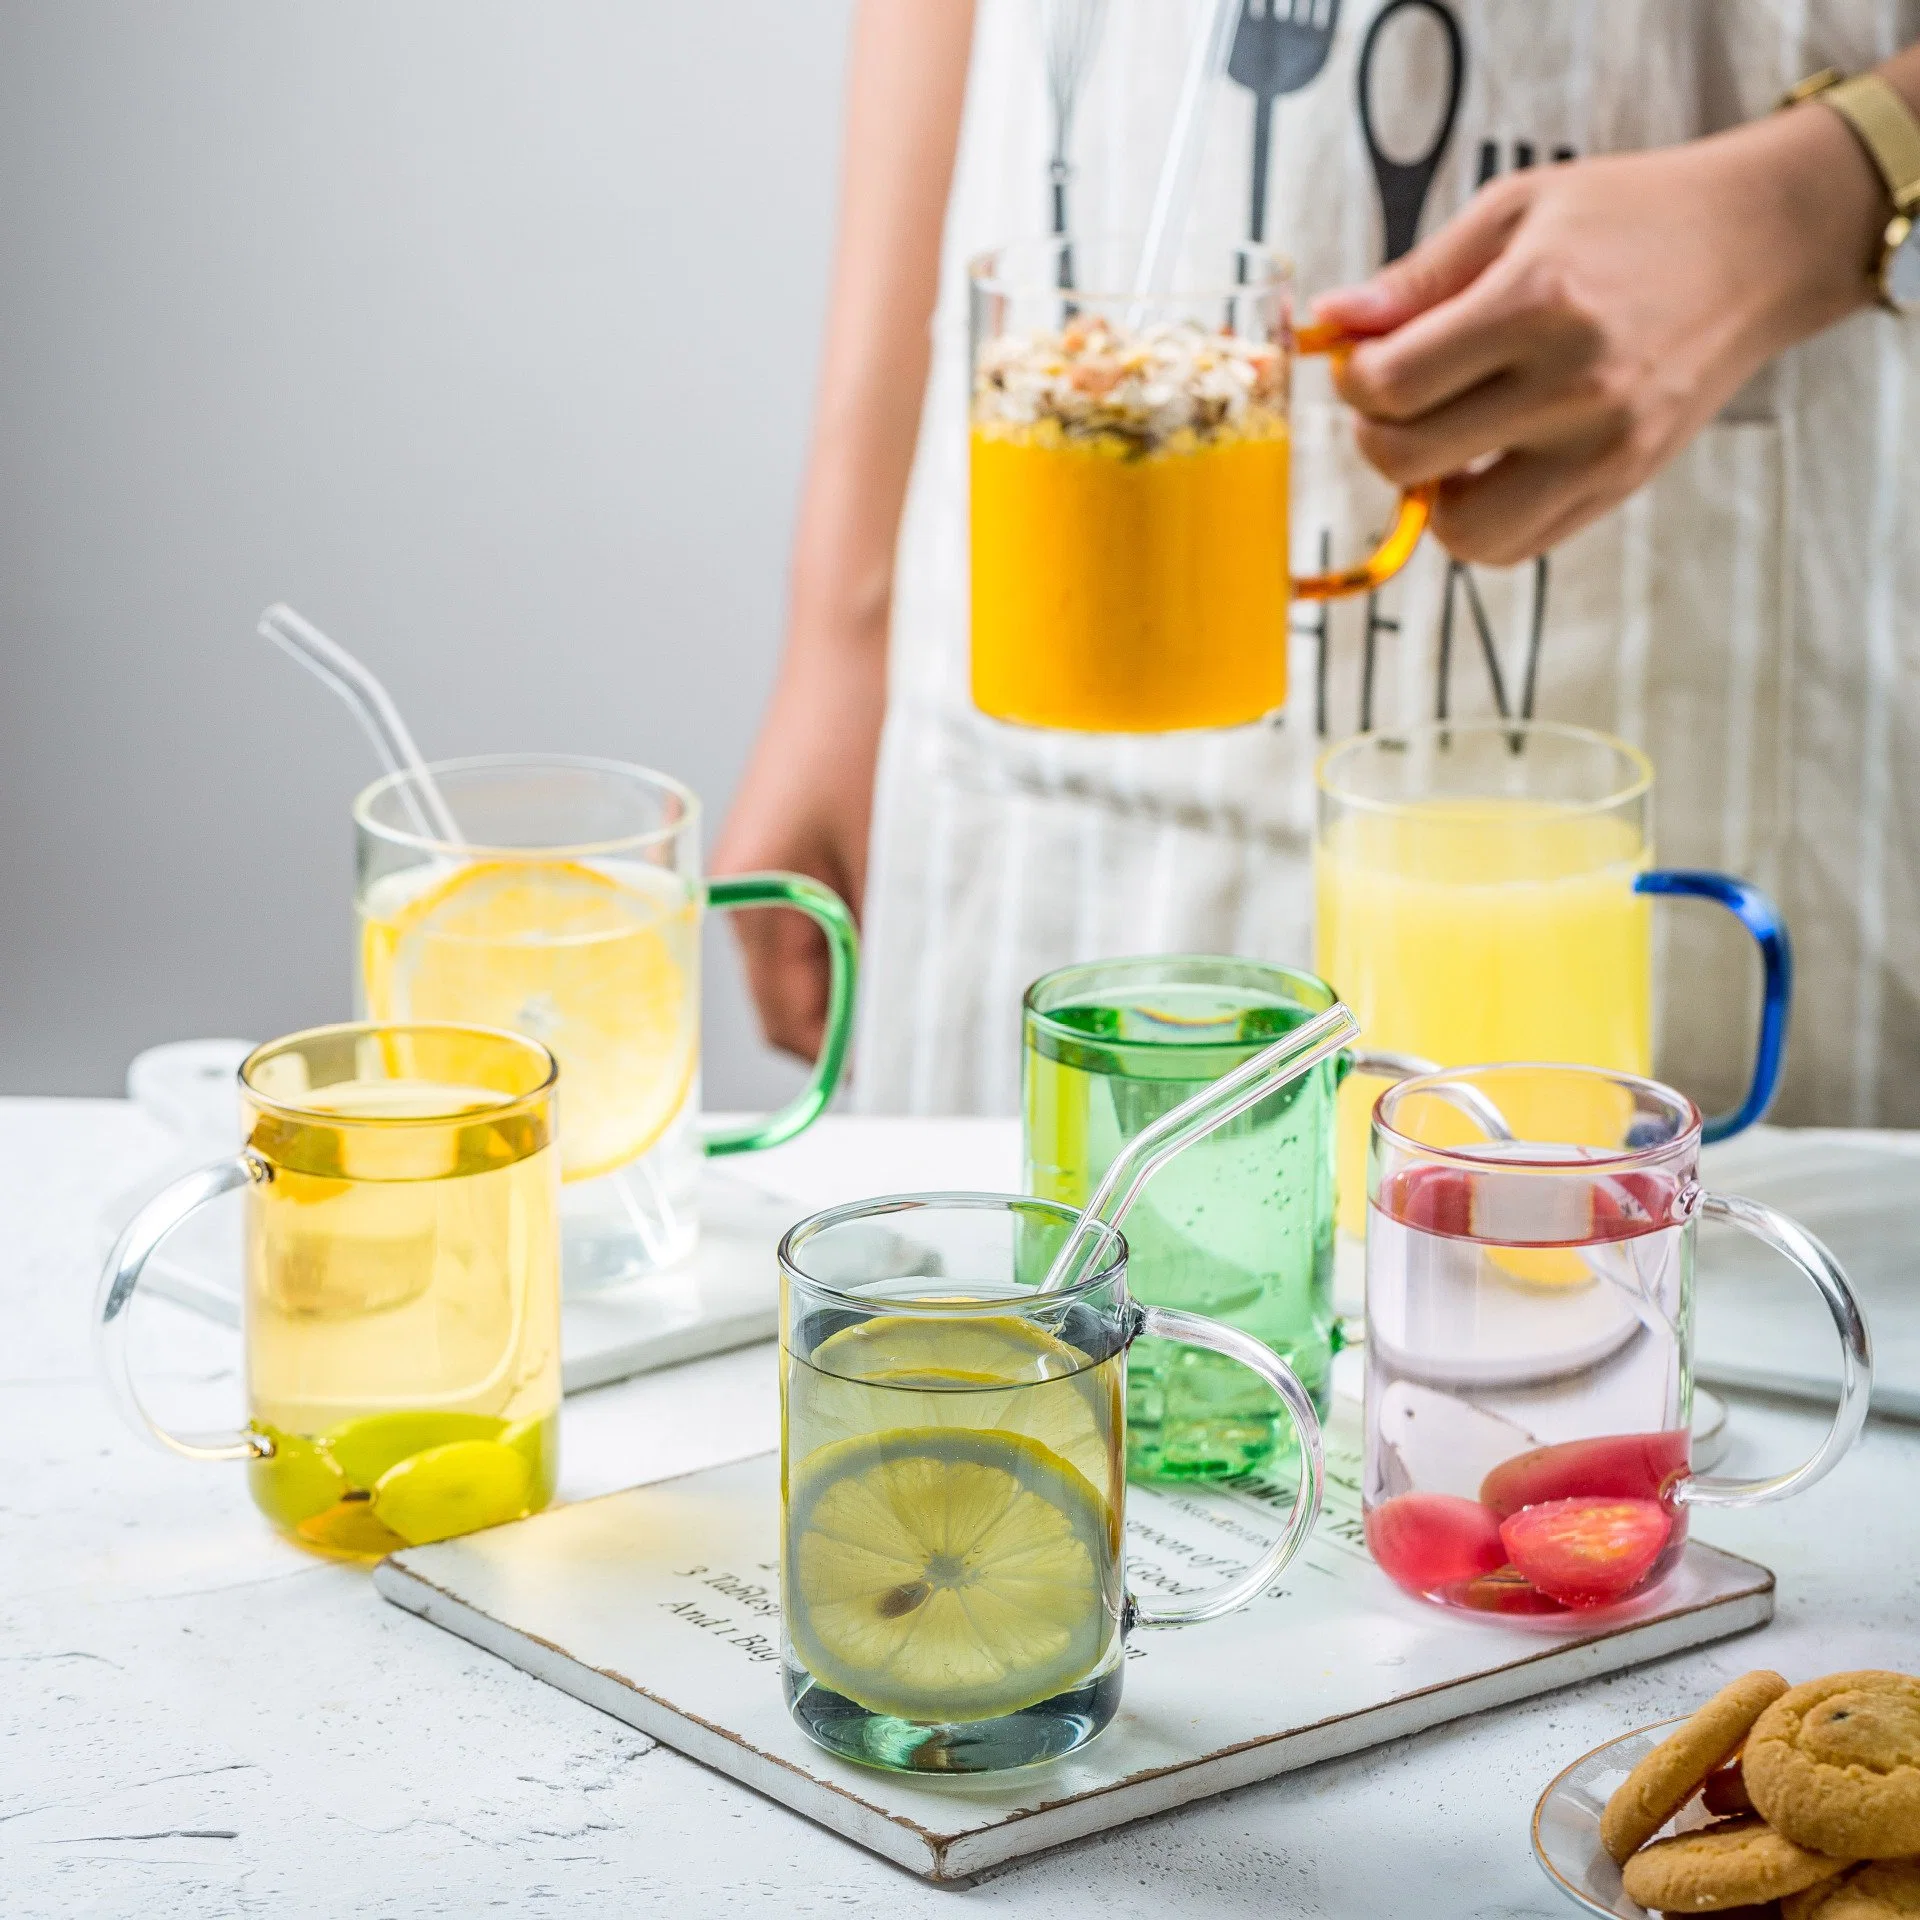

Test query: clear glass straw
[257,602,464,847]
[1132,0,1240,304]
[1039,1000,1361,1293]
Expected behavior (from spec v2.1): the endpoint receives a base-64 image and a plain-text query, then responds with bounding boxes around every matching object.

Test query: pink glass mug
[1361,1064,1871,1619]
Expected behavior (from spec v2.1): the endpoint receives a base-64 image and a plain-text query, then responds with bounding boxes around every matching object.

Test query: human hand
[1314,102,1887,565]
[712,641,885,1061]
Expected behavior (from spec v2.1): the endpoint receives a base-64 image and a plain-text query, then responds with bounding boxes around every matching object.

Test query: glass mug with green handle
[969,238,1430,732]
[355,755,858,1292]
[778,1194,1325,1774]
[1024,955,1425,1482]
[96,1023,562,1558]
[1316,721,1792,1239]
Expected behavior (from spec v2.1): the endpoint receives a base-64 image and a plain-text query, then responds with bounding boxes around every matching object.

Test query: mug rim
[1023,953,1338,1050]
[968,235,1295,304]
[1372,1061,1703,1173]
[777,1191,1128,1312]
[353,752,701,860]
[1315,720,1654,817]
[239,1021,559,1127]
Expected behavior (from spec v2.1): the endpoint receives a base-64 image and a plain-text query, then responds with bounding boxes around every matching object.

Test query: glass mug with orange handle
[968,238,1428,733]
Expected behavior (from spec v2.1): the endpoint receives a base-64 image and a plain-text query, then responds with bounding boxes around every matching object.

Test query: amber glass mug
[968,238,1429,733]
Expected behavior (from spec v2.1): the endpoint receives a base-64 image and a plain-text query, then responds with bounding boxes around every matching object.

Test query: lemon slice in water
[785,1427,1114,1724]
[804,1316,1116,1488]
[370,1439,534,1546]
[361,859,696,1181]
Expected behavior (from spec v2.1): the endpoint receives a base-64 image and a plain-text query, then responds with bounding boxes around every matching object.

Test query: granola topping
[972,317,1286,451]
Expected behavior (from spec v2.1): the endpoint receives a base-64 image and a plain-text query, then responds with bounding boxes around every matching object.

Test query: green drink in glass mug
[1025,956,1384,1481]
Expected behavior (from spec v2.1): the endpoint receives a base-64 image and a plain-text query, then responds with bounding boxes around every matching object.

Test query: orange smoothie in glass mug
[968,238,1430,732]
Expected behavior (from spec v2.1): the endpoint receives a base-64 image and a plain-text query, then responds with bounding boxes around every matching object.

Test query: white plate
[1532,1716,1703,1917]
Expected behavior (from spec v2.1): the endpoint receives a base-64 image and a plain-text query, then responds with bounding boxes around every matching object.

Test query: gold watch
[1784,67,1920,312]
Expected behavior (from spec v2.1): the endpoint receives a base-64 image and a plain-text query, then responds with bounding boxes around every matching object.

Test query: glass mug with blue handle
[1315,721,1791,1237]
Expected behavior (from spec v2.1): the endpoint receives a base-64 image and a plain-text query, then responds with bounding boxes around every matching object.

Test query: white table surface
[4,1098,1915,1919]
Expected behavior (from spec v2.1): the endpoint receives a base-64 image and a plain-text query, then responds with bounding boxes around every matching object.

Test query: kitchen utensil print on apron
[1229,0,1343,244]
[1291,0,1465,733]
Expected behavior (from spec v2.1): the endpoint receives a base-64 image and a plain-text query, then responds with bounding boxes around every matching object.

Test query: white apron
[856,0,1920,1126]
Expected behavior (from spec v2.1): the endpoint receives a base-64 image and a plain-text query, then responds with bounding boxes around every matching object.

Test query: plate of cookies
[1533,1669,1920,1916]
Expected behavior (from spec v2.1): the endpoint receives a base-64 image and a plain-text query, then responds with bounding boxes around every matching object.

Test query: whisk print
[1039,0,1108,257]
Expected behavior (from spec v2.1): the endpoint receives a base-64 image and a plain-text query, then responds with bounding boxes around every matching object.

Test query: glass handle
[1291,322,1432,602]
[1676,1191,1872,1510]
[95,1154,271,1462]
[702,872,860,1157]
[1124,1304,1325,1628]
[1634,870,1792,1142]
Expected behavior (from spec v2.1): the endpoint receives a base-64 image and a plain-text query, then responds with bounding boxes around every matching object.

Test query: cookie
[1747,1673,1920,1860]
[1602,1672,1792,1863]
[1782,1858,1920,1919]
[1620,1815,1851,1912]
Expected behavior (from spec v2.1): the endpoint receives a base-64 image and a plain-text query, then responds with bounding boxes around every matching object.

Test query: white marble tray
[374,1410,1773,1882]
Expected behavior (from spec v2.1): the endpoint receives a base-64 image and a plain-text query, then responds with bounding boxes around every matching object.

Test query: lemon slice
[325,1410,507,1488]
[785,1427,1115,1724]
[361,859,696,1181]
[1486,1244,1594,1288]
[370,1439,535,1546]
[248,1427,347,1530]
[802,1316,1117,1489]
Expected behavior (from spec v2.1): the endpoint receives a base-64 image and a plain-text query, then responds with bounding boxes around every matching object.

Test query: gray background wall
[0,0,854,1108]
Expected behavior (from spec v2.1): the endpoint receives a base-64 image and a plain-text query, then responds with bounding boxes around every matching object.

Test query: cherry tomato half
[1479,1431,1690,1520]
[1365,1492,1507,1594]
[1498,1496,1672,1607]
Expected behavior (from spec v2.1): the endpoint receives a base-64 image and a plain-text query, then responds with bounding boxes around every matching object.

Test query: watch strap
[1796,69,1920,214]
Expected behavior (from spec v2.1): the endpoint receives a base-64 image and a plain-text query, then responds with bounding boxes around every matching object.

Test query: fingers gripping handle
[95,1154,270,1462]
[1291,323,1432,602]
[1634,871,1792,1143]
[1677,1192,1873,1510]
[1125,1305,1325,1629]
[702,872,860,1157]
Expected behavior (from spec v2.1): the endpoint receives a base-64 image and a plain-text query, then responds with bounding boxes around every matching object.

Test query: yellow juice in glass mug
[96,1024,563,1558]
[1314,723,1791,1236]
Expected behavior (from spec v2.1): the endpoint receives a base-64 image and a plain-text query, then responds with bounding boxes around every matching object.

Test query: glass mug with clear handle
[355,754,858,1292]
[1316,720,1792,1237]
[96,1023,564,1559]
[1362,1063,1870,1620]
[1023,953,1419,1480]
[968,238,1430,732]
[777,1194,1325,1773]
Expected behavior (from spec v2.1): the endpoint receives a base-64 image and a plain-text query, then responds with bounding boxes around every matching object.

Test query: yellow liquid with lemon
[359,859,698,1183]
[244,1078,561,1557]
[782,1310,1124,1735]
[970,417,1290,732]
[1315,800,1651,1235]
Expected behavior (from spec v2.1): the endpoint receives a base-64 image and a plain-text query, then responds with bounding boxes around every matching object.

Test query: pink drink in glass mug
[1362,1065,1871,1618]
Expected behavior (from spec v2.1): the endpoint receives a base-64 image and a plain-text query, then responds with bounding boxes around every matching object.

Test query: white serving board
[374,1409,1773,1883]
[1694,1125,1920,1420]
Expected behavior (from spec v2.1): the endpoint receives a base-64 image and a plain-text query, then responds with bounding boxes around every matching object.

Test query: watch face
[1887,214,1920,312]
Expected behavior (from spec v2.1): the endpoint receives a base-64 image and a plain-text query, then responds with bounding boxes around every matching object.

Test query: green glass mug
[1024,955,1411,1481]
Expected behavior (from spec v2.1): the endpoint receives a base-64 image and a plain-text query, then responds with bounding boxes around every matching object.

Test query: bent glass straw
[1039,1000,1361,1294]
[257,603,464,847]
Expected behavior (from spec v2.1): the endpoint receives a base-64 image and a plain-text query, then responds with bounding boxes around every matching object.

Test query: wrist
[1739,95,1889,345]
